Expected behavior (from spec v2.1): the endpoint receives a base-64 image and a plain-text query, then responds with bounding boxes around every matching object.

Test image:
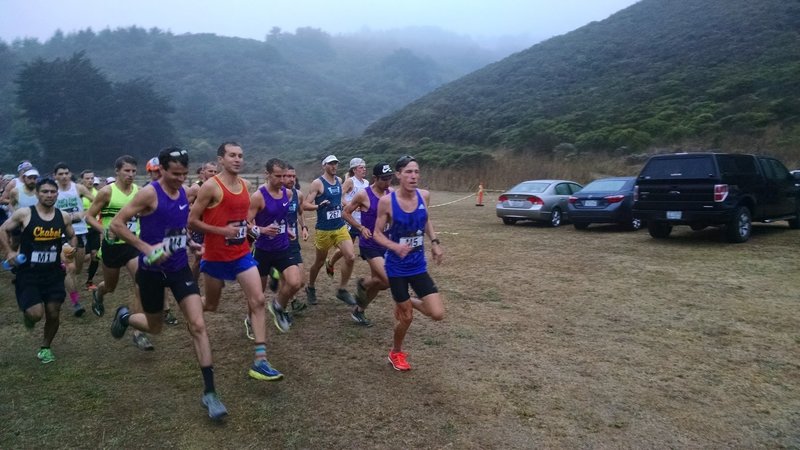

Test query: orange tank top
[202,176,251,262]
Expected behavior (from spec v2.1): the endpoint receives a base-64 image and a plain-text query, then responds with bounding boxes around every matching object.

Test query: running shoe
[91,289,105,317]
[132,333,155,351]
[306,286,317,305]
[201,392,229,421]
[73,302,86,317]
[37,348,55,364]
[163,310,178,325]
[290,299,307,313]
[355,277,367,308]
[85,281,97,291]
[244,316,254,341]
[336,289,357,306]
[351,308,372,327]
[268,300,291,333]
[22,314,35,329]
[110,306,130,339]
[388,350,411,371]
[248,359,284,381]
[268,267,280,292]
[324,257,335,278]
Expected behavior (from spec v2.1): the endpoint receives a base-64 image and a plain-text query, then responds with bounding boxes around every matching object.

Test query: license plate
[509,200,524,208]
[667,211,682,220]
[584,200,597,207]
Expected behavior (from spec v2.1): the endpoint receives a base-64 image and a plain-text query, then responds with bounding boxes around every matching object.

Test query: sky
[0,0,640,47]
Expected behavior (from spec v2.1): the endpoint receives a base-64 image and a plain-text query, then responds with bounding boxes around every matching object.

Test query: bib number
[226,220,246,245]
[126,220,138,233]
[31,250,57,264]
[399,236,423,248]
[326,209,342,220]
[162,235,187,252]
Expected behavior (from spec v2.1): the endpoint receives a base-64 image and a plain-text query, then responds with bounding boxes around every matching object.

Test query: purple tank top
[138,182,190,272]
[359,186,385,251]
[254,186,290,252]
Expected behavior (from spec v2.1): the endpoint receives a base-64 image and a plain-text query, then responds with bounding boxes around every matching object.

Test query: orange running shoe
[388,350,411,371]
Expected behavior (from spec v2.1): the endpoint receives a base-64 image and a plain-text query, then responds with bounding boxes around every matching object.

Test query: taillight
[568,196,577,204]
[498,195,508,202]
[605,195,625,204]
[633,185,639,202]
[528,196,543,206]
[714,184,728,202]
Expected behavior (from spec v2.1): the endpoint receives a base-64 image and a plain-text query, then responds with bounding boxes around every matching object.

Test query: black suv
[633,152,800,243]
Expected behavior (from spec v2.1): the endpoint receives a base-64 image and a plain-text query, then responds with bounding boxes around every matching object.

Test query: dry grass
[2,189,800,448]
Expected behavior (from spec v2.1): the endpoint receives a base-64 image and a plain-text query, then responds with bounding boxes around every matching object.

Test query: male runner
[372,156,445,371]
[0,177,76,364]
[247,158,303,334]
[188,141,283,381]
[282,164,309,312]
[342,162,394,327]
[0,161,34,208]
[326,157,369,278]
[108,147,227,421]
[302,155,357,306]
[80,170,101,291]
[187,161,218,281]
[85,155,154,351]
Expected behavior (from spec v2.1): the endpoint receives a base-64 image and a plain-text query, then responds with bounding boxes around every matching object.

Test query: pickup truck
[633,152,800,243]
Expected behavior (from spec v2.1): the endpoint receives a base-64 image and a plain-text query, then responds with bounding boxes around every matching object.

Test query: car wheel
[549,208,562,227]
[725,206,751,243]
[625,217,642,231]
[573,222,589,230]
[502,217,517,225]
[647,222,672,239]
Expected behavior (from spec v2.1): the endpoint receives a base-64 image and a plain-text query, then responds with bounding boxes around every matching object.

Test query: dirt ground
[2,190,800,448]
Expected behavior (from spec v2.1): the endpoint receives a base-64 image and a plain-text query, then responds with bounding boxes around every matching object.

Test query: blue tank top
[254,186,290,252]
[385,190,428,277]
[359,186,385,251]
[288,187,300,250]
[138,182,190,272]
[315,176,344,231]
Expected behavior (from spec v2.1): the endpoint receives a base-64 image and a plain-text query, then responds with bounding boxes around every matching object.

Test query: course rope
[429,193,476,208]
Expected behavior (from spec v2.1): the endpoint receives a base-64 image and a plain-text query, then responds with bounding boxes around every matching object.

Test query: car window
[640,155,716,179]
[758,158,777,180]
[554,183,571,195]
[581,180,626,192]
[569,183,583,194]
[766,158,790,182]
[509,182,549,193]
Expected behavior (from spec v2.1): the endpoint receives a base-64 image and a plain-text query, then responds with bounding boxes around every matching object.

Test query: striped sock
[69,291,79,306]
[254,343,267,362]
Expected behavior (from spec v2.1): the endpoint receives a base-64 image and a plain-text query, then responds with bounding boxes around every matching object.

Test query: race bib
[226,220,247,245]
[31,250,57,264]
[399,236,424,248]
[277,223,286,234]
[162,228,188,253]
[126,220,139,233]
[326,209,342,220]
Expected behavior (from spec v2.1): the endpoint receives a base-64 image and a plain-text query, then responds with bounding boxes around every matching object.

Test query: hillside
[0,26,504,167]
[349,0,800,165]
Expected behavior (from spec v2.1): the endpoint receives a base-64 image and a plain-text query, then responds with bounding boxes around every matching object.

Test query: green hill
[346,0,800,167]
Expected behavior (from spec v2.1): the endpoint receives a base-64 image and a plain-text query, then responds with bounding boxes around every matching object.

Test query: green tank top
[82,187,97,211]
[100,183,139,243]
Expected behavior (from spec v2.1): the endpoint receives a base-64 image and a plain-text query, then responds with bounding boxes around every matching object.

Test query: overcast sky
[1,0,640,46]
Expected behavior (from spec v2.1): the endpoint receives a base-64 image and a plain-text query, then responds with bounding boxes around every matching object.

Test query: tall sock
[87,259,99,282]
[201,366,216,394]
[69,291,79,306]
[254,343,267,362]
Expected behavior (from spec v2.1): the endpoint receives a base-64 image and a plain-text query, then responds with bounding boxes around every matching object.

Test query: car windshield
[509,182,549,193]
[581,180,628,192]
[640,155,716,179]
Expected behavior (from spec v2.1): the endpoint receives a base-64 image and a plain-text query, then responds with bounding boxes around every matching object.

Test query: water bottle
[144,246,170,265]
[2,254,27,270]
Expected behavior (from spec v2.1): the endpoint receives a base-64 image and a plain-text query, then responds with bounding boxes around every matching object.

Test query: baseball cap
[23,168,40,178]
[146,157,159,172]
[17,161,33,173]
[322,155,339,165]
[106,177,116,184]
[373,162,392,178]
[92,176,100,185]
[349,157,366,169]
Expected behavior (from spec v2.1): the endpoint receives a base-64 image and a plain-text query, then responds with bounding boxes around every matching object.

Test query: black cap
[373,162,392,177]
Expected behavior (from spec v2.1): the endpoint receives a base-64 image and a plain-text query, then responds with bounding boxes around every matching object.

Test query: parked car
[496,179,583,227]
[568,177,641,231]
[633,152,800,243]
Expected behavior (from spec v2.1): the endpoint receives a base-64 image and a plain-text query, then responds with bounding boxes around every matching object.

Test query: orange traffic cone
[475,183,485,206]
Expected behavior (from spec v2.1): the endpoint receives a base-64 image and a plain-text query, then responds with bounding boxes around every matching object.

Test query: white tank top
[56,181,88,235]
[345,177,370,224]
[18,186,38,208]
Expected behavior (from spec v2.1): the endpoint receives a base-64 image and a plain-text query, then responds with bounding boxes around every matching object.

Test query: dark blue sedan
[567,177,642,231]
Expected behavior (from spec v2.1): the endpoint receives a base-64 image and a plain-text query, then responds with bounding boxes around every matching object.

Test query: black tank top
[19,206,65,273]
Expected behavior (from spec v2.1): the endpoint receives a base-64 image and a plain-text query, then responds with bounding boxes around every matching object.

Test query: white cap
[349,157,366,169]
[322,155,339,165]
[106,177,116,184]
[23,169,39,177]
[92,176,100,185]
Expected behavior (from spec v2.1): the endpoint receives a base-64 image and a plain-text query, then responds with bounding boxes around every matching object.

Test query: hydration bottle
[144,246,171,265]
[2,254,27,270]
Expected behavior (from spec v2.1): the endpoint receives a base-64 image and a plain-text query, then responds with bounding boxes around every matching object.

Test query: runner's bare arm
[0,207,29,259]
[421,190,443,264]
[84,186,111,233]
[302,179,324,211]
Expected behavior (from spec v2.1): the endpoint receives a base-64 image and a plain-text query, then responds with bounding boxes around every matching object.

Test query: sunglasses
[168,149,188,157]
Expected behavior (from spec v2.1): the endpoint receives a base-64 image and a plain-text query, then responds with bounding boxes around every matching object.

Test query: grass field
[2,189,800,448]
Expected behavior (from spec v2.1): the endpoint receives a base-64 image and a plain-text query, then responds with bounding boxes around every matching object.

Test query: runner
[187,161,218,281]
[108,147,228,421]
[188,141,283,381]
[0,177,76,364]
[0,160,34,208]
[53,162,95,317]
[246,158,303,335]
[302,155,357,306]
[326,157,368,278]
[342,162,394,327]
[79,170,101,291]
[371,155,445,371]
[282,164,309,312]
[84,155,154,351]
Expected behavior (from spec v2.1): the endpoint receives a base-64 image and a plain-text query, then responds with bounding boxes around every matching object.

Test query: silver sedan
[496,179,583,227]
